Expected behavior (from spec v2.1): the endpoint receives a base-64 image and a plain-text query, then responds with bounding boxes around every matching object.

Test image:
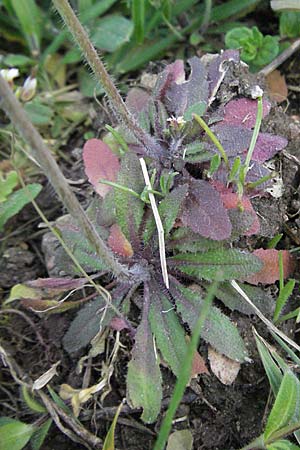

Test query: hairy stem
[52,0,164,159]
[0,73,128,279]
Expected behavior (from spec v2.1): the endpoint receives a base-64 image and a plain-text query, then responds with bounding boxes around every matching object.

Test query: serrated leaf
[169,228,223,253]
[206,124,252,157]
[221,192,260,236]
[114,152,145,240]
[127,311,162,423]
[30,419,52,450]
[216,282,274,315]
[267,440,300,449]
[265,371,300,440]
[244,249,295,285]
[144,184,188,243]
[91,15,133,53]
[149,287,187,377]
[0,183,42,230]
[179,179,232,241]
[83,139,120,198]
[63,287,125,353]
[170,283,248,362]
[170,248,262,281]
[0,419,36,450]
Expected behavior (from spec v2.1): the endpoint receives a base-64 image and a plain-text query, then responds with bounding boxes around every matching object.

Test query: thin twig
[230,280,300,353]
[139,158,169,289]
[52,0,163,160]
[259,38,300,77]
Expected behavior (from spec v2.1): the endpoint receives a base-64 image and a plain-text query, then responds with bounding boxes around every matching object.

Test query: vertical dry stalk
[52,0,164,159]
[0,74,128,278]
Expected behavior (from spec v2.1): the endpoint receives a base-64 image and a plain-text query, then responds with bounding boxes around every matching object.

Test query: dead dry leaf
[208,346,240,385]
[266,70,288,103]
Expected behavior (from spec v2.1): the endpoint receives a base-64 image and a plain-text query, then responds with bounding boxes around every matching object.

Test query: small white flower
[20,76,37,101]
[0,68,19,82]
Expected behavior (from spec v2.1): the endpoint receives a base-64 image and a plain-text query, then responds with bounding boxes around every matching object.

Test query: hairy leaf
[144,184,188,243]
[63,287,126,353]
[83,139,120,198]
[149,286,187,377]
[244,249,295,285]
[216,282,274,315]
[127,310,162,423]
[265,371,300,440]
[179,179,232,241]
[169,228,224,253]
[170,283,248,362]
[164,57,209,119]
[114,152,145,240]
[170,248,262,281]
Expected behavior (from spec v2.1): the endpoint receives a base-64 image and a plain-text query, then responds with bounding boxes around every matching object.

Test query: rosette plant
[2,0,292,426]
[29,49,290,422]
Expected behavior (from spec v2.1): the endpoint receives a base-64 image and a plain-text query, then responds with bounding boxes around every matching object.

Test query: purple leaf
[83,138,120,197]
[179,179,232,240]
[26,277,87,292]
[207,50,240,105]
[154,60,185,100]
[251,132,288,162]
[126,87,151,117]
[163,57,209,118]
[221,98,271,128]
[206,124,252,157]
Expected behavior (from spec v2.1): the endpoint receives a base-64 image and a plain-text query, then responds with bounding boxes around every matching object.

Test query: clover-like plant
[13,48,294,423]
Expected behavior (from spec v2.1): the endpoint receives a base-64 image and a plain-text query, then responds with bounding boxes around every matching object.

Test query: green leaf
[267,440,300,449]
[114,152,145,240]
[22,386,46,413]
[280,12,300,38]
[3,54,34,67]
[265,371,300,440]
[78,68,105,98]
[103,401,123,450]
[127,311,162,423]
[30,419,52,450]
[0,419,36,450]
[9,0,42,54]
[216,282,274,316]
[24,102,53,125]
[63,292,123,353]
[0,170,18,202]
[0,183,42,230]
[166,429,193,450]
[171,283,248,362]
[91,15,133,52]
[274,279,296,322]
[255,333,284,395]
[183,101,207,121]
[170,248,262,281]
[169,228,223,253]
[149,288,187,377]
[144,184,189,243]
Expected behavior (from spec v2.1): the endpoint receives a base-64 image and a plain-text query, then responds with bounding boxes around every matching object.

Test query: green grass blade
[9,0,42,55]
[132,0,145,43]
